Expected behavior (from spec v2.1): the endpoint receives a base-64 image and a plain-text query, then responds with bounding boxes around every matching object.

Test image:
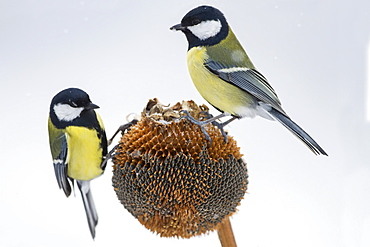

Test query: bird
[48,88,108,238]
[170,5,327,155]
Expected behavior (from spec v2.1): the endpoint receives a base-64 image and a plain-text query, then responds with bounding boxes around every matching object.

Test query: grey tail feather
[268,108,328,156]
[77,180,98,239]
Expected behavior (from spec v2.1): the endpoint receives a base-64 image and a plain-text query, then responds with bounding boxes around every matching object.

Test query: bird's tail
[267,108,327,155]
[77,180,98,239]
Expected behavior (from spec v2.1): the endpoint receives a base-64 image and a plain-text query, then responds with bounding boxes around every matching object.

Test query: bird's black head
[171,5,229,50]
[50,88,99,126]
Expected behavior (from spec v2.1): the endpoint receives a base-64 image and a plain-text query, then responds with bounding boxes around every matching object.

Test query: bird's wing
[50,129,72,197]
[95,112,108,170]
[205,60,286,114]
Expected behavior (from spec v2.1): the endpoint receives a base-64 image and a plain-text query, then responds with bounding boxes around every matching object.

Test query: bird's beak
[85,102,100,110]
[170,23,186,31]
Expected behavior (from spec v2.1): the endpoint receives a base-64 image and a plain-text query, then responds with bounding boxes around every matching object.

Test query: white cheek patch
[54,103,84,122]
[187,19,222,40]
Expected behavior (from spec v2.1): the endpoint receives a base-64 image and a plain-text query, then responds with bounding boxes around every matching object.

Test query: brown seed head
[112,99,248,238]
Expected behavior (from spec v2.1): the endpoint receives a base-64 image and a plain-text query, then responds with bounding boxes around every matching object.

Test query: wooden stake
[217,217,237,247]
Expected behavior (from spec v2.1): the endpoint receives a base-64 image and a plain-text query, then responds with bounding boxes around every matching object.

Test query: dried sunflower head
[112,99,248,238]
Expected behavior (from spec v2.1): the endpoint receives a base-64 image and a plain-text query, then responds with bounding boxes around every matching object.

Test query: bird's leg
[107,119,139,146]
[102,119,139,169]
[200,111,234,142]
[197,111,237,142]
[100,144,119,170]
[180,111,229,145]
[198,111,214,121]
[211,116,237,142]
[180,110,212,143]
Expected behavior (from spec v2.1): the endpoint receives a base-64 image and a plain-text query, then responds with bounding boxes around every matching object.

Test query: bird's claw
[198,111,214,121]
[198,111,228,142]
[211,121,228,143]
[101,144,119,170]
[180,110,216,145]
[103,119,139,168]
[108,119,139,146]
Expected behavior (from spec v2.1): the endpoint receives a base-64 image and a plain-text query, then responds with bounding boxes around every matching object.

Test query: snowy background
[1,0,370,246]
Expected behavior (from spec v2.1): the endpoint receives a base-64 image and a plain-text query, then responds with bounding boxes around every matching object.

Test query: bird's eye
[192,19,201,25]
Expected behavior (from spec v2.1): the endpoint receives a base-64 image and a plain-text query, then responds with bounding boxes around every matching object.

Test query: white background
[1,0,369,246]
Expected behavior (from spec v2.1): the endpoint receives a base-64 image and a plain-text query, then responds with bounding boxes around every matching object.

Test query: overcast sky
[1,0,369,246]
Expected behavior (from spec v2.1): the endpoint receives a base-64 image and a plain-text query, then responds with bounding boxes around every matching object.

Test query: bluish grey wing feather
[77,180,98,239]
[53,135,72,197]
[98,128,108,171]
[268,108,327,155]
[205,60,327,156]
[205,60,285,114]
[94,111,108,171]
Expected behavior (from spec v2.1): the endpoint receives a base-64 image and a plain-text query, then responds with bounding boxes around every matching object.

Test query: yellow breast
[65,126,103,181]
[187,47,255,117]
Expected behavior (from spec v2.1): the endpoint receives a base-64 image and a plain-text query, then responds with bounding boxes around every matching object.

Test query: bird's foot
[180,110,232,145]
[199,111,229,143]
[180,110,213,144]
[107,119,139,146]
[101,144,119,170]
[211,120,229,143]
[102,119,139,169]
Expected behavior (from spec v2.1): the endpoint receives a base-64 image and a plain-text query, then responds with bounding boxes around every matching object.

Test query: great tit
[48,88,108,238]
[171,5,327,155]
